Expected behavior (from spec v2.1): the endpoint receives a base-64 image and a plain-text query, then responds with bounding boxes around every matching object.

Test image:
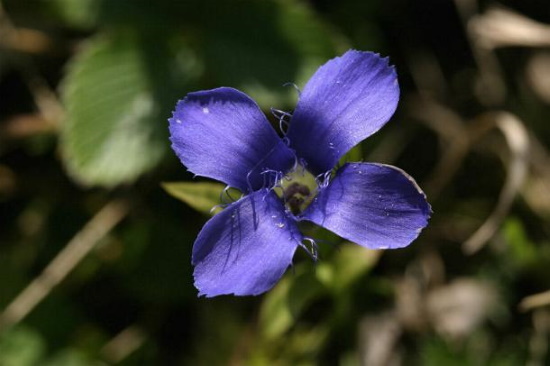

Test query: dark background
[1,0,550,364]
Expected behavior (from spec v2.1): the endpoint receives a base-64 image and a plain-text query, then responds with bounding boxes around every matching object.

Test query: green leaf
[0,326,45,366]
[43,349,93,366]
[259,266,327,340]
[338,144,363,166]
[502,217,537,266]
[317,243,382,293]
[259,274,293,340]
[187,0,344,108]
[42,0,101,29]
[61,31,193,187]
[162,181,228,215]
[420,337,470,366]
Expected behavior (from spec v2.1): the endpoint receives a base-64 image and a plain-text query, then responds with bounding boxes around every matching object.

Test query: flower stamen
[277,166,318,215]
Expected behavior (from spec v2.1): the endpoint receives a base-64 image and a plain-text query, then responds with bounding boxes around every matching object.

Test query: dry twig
[463,112,529,254]
[0,200,129,332]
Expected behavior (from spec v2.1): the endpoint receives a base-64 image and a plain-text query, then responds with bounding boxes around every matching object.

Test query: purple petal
[192,189,301,297]
[286,51,399,175]
[169,87,295,192]
[302,163,431,249]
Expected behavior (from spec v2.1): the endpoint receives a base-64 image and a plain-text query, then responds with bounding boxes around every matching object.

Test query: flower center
[277,166,318,215]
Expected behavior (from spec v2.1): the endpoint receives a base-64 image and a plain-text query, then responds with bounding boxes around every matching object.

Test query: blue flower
[169,50,431,297]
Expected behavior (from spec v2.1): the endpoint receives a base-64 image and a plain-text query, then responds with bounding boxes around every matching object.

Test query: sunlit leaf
[338,144,363,166]
[61,31,193,187]
[162,181,230,215]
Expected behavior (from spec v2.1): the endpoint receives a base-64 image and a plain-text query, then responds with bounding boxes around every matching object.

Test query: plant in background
[168,50,431,297]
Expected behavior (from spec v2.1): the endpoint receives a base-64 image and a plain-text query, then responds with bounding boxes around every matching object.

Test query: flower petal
[287,51,399,175]
[169,87,295,192]
[302,163,431,249]
[192,189,301,297]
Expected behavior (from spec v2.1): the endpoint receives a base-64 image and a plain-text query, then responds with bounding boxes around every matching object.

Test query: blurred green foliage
[1,0,550,365]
